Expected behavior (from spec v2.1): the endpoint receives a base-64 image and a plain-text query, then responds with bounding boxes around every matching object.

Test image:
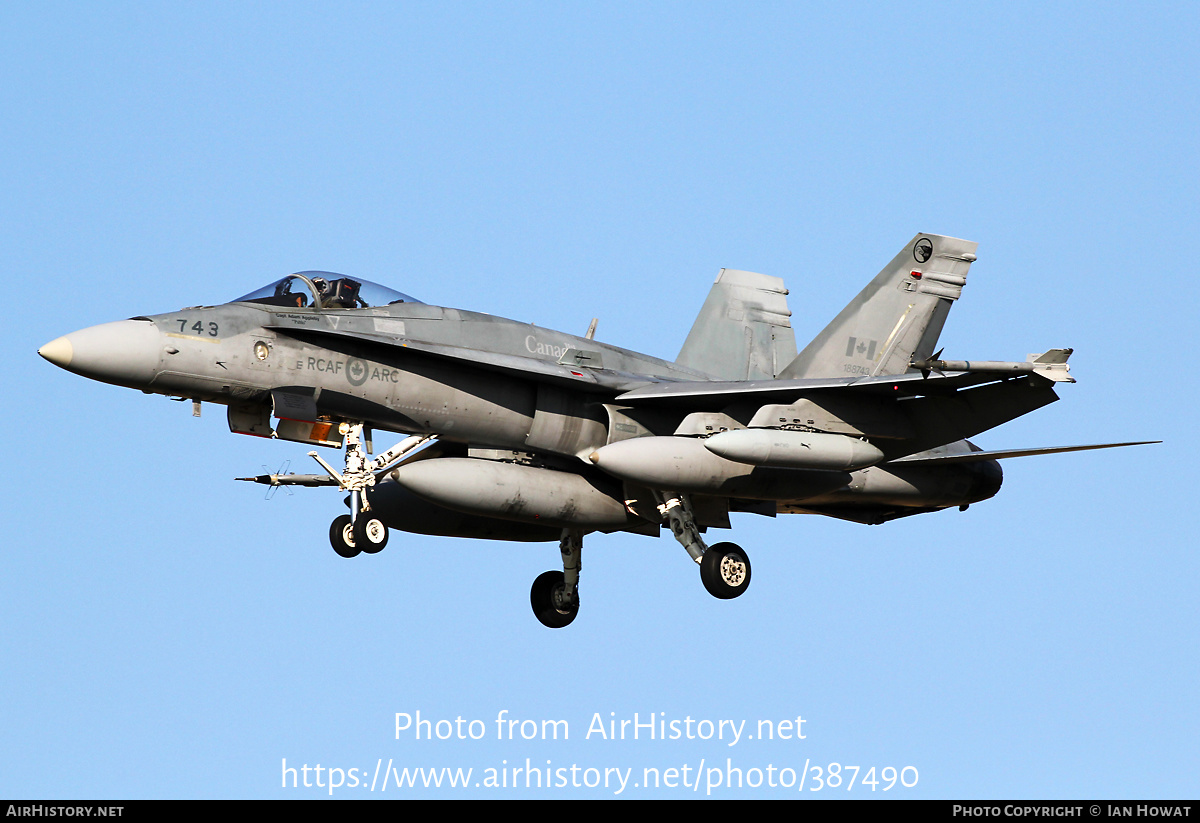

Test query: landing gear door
[271,389,319,423]
[227,403,273,438]
[272,388,345,448]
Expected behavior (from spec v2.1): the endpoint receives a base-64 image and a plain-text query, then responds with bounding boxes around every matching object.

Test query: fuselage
[39,271,1005,532]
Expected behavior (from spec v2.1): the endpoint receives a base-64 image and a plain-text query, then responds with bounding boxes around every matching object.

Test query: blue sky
[2,2,1195,798]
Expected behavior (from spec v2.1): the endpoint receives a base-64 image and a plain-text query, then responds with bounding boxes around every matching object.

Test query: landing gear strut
[657,490,751,600]
[530,529,582,628]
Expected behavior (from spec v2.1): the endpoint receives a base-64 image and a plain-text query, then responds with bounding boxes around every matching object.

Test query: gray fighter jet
[39,234,1152,627]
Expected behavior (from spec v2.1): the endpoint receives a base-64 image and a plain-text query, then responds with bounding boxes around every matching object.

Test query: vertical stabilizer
[676,269,798,380]
[779,234,978,379]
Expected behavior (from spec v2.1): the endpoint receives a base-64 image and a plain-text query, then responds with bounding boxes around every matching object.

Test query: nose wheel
[353,510,388,553]
[331,511,389,557]
[329,515,361,558]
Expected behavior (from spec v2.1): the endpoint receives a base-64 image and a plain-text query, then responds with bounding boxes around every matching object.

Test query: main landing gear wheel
[353,510,389,554]
[700,542,751,599]
[329,515,361,558]
[530,570,579,629]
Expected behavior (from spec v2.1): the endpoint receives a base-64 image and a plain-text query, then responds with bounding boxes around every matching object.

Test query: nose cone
[37,336,74,367]
[39,319,162,388]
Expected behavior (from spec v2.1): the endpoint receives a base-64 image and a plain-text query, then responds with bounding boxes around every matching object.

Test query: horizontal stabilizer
[891,441,1159,465]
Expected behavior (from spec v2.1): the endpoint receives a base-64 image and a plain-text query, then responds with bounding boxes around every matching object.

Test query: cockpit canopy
[234,272,420,310]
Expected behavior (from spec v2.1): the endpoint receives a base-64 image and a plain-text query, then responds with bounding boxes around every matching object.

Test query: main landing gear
[530,529,582,628]
[525,495,753,628]
[657,490,752,600]
[308,423,431,559]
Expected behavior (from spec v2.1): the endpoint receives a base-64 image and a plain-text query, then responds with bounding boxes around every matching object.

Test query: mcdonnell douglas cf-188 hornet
[40,234,1153,627]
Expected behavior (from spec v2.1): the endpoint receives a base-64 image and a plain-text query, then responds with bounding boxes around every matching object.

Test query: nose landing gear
[308,424,431,559]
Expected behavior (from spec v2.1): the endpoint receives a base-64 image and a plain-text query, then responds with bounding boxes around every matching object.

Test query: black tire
[329,515,361,558]
[354,510,389,554]
[529,570,578,628]
[700,542,751,599]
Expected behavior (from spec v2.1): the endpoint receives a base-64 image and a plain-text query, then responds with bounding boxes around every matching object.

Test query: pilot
[313,277,363,309]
